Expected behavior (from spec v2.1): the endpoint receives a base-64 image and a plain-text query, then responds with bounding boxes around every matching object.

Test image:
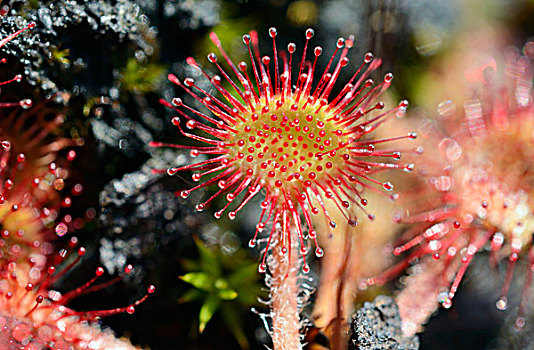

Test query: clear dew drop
[258,263,266,273]
[19,99,32,109]
[248,239,256,248]
[315,247,324,257]
[184,78,195,87]
[287,43,296,53]
[302,264,310,274]
[207,53,217,63]
[364,52,374,63]
[382,182,394,191]
[403,164,415,172]
[186,120,197,129]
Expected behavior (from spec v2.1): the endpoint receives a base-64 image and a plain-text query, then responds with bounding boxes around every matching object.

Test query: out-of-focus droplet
[439,138,462,161]
[496,297,508,310]
[55,223,68,237]
[437,100,456,118]
[53,179,64,191]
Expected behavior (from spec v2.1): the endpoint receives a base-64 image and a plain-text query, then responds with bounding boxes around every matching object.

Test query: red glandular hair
[0,109,78,248]
[369,40,534,326]
[0,239,154,350]
[152,27,414,273]
[0,21,154,349]
[0,21,79,249]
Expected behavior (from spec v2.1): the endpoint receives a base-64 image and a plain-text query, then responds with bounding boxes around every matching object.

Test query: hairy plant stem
[268,231,302,350]
[331,228,351,350]
[395,257,449,337]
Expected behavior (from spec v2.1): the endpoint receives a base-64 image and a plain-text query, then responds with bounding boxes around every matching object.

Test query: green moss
[120,58,166,94]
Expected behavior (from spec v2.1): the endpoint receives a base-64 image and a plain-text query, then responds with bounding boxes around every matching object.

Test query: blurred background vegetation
[0,0,533,349]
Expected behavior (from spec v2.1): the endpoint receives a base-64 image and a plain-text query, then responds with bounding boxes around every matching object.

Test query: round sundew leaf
[154,27,412,275]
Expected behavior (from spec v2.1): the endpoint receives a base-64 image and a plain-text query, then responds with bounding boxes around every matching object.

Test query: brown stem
[331,227,352,350]
[395,257,450,337]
